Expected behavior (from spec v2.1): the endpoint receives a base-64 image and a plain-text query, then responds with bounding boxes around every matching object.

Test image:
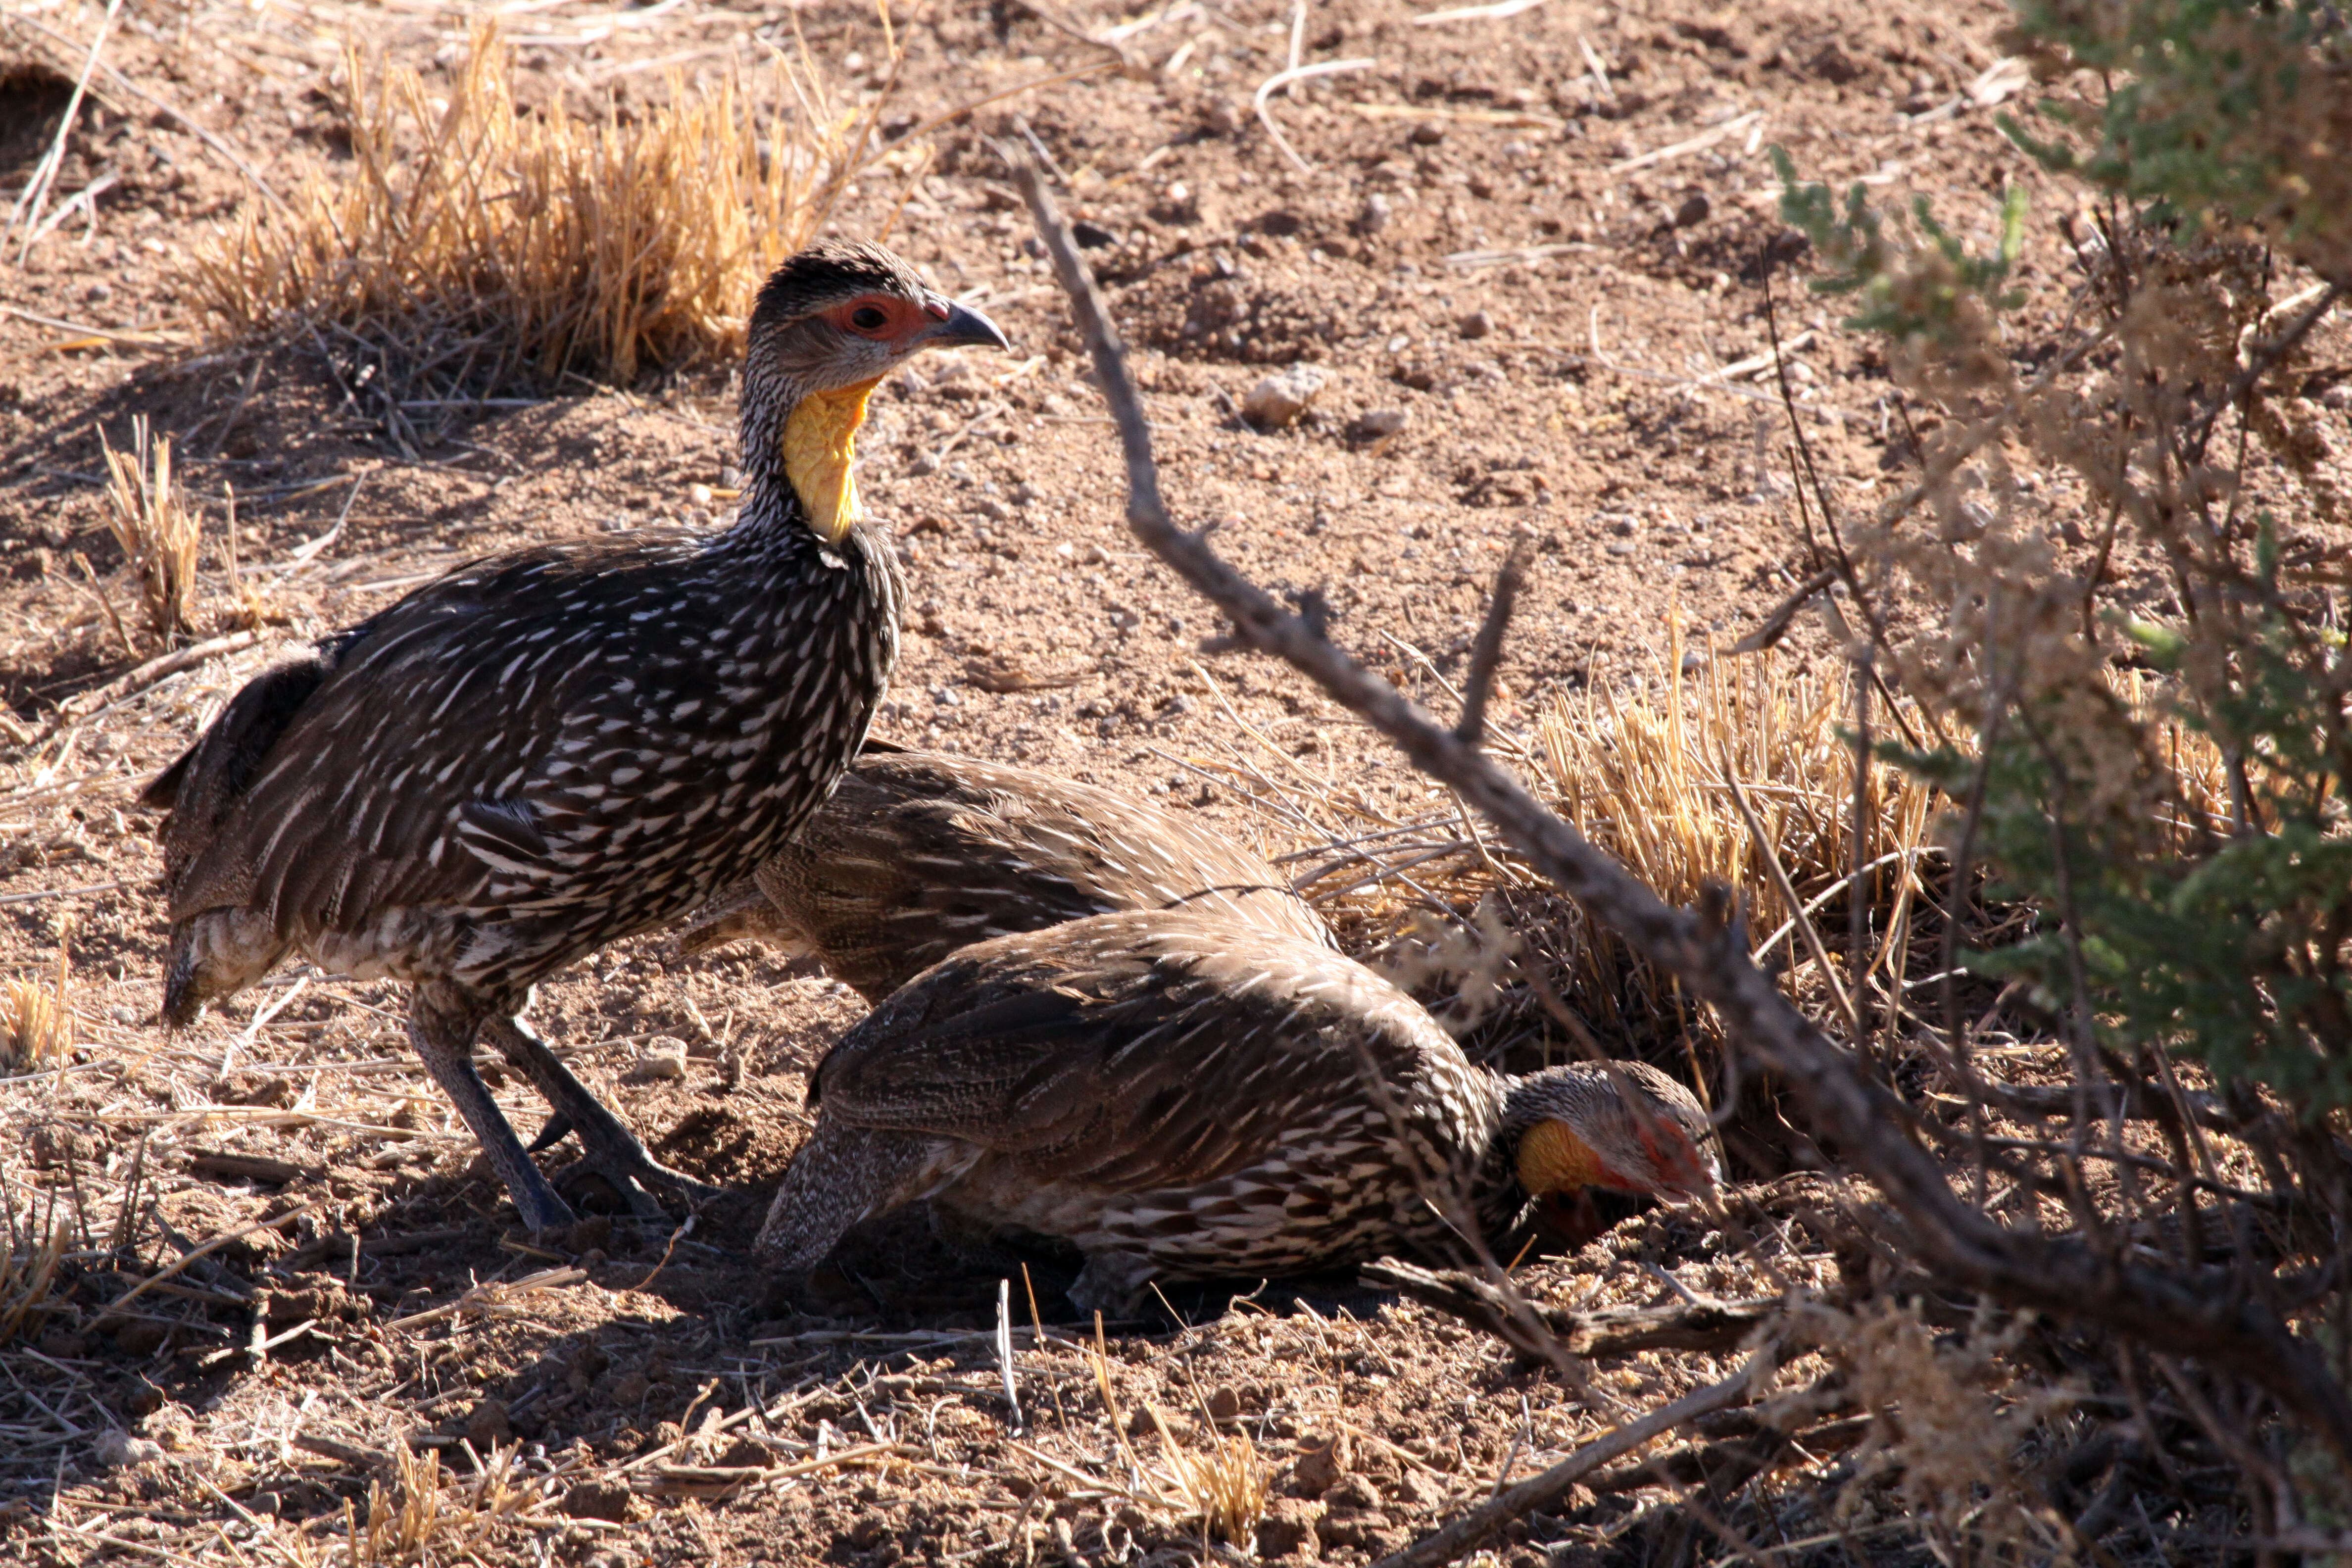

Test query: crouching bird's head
[742,241,1011,541]
[1506,1060,1721,1216]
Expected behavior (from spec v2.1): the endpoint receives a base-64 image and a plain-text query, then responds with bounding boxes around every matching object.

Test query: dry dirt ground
[0,0,2208,1562]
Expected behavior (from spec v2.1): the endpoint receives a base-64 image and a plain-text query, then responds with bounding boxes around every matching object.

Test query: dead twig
[1361,1259,1779,1361]
[1455,542,1528,745]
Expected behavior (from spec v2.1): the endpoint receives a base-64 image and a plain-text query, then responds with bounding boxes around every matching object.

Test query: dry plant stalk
[382,1265,585,1331]
[1538,636,1937,957]
[1074,1320,1266,1541]
[2,935,72,1076]
[97,414,200,650]
[1322,637,1953,1041]
[344,1438,547,1567]
[0,1214,69,1345]
[1145,1406,1268,1545]
[189,25,865,392]
[1823,1299,2061,1562]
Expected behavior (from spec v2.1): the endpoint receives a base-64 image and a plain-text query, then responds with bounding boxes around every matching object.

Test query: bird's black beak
[920,300,1012,352]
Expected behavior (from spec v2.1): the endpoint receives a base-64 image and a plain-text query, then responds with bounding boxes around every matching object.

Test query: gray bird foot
[509,1173,580,1233]
[482,1014,718,1220]
[551,1144,722,1222]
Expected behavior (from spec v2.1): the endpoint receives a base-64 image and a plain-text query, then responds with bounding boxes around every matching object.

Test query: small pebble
[1458,309,1495,341]
[1242,365,1327,428]
[629,1037,688,1082]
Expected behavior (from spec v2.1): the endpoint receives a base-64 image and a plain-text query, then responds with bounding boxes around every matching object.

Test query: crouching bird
[142,242,1008,1230]
[674,743,1335,1001]
[755,909,1719,1311]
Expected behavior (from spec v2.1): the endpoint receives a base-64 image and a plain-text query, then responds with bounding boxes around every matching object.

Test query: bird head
[1505,1060,1720,1207]
[741,241,1011,542]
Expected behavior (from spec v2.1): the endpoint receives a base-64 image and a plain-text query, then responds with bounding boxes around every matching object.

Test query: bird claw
[551,1148,722,1222]
[526,1112,574,1155]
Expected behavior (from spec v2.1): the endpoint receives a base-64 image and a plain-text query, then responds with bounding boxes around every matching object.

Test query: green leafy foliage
[1902,585,2352,1110]
[1770,146,2026,341]
[2003,0,2352,278]
[1770,1,2352,1114]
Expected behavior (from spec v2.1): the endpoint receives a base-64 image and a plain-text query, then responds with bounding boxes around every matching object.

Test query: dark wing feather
[811,909,1460,1194]
[745,749,1329,999]
[168,534,755,933]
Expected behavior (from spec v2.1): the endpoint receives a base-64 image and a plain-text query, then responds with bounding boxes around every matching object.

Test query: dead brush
[1293,633,1945,1049]
[188,24,868,397]
[343,1437,548,1568]
[97,415,200,651]
[1145,1406,1268,1545]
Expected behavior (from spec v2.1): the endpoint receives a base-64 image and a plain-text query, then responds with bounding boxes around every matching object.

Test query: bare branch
[1455,541,1528,745]
[1013,155,2352,1470]
[1361,1258,1778,1360]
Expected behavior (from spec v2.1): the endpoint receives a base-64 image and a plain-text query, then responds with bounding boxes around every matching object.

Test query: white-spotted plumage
[674,746,1334,1001]
[143,242,1009,1228]
[755,909,1719,1310]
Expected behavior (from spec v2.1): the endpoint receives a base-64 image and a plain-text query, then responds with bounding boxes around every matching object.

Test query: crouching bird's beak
[921,299,1012,352]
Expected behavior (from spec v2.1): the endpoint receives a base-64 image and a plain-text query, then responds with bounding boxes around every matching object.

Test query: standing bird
[757,910,1718,1310]
[674,743,1333,1001]
[143,242,1008,1230]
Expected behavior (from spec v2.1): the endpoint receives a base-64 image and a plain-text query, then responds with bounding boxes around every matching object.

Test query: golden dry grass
[1278,631,2234,1049]
[97,414,200,651]
[188,24,872,392]
[343,1439,549,1568]
[0,1213,67,1348]
[1534,636,1940,989]
[1,938,71,1077]
[1146,1406,1269,1545]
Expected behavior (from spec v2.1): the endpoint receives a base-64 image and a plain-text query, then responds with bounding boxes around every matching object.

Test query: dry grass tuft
[1268,622,2242,1065]
[1146,1406,1268,1545]
[0,1213,68,1346]
[2,939,72,1076]
[98,415,200,651]
[1531,637,1941,1009]
[1075,1317,1268,1545]
[1288,635,1944,1046]
[344,1438,548,1567]
[190,24,868,394]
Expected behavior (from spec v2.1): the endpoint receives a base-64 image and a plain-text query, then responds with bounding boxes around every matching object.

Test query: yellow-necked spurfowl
[675,743,1333,1001]
[755,909,1718,1310]
[143,243,1008,1229]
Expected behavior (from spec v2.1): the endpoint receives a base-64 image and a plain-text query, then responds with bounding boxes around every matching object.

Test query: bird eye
[851,305,890,332]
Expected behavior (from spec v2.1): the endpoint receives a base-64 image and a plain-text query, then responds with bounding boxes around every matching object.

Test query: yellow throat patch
[781,376,883,543]
[1515,1119,1606,1197]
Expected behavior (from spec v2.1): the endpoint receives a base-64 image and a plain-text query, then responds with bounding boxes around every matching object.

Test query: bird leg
[479,1014,719,1220]
[408,985,576,1232]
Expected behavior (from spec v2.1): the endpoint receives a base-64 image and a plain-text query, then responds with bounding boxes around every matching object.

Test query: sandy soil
[0,0,2225,1562]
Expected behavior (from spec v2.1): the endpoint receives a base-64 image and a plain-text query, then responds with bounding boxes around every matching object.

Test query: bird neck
[1512,1118,1607,1198]
[735,374,883,548]
[782,378,883,543]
